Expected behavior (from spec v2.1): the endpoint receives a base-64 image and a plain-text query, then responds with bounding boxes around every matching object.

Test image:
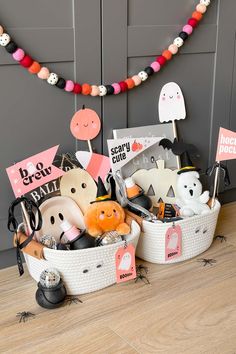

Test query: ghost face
[96,201,125,232]
[118,252,132,271]
[70,108,101,140]
[138,71,148,81]
[98,85,107,96]
[173,37,184,48]
[38,196,85,242]
[60,168,97,214]
[177,171,202,201]
[158,82,186,123]
[200,0,210,5]
[0,33,11,46]
[47,73,59,85]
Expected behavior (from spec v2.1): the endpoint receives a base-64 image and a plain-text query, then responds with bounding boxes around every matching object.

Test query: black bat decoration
[159,138,199,157]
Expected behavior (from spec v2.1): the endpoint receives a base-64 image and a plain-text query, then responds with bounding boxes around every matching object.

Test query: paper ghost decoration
[118,251,132,271]
[167,232,178,249]
[158,82,186,123]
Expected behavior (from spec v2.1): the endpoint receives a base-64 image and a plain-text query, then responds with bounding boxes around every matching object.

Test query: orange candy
[82,83,92,95]
[125,78,135,89]
[28,61,41,74]
[192,11,203,21]
[162,50,172,61]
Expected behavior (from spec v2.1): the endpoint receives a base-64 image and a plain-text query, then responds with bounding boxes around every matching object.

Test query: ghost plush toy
[176,171,210,217]
[158,82,186,123]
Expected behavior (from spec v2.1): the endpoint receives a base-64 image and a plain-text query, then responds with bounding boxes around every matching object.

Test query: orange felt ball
[192,11,203,21]
[162,50,172,61]
[28,61,41,74]
[82,83,92,95]
[125,78,135,89]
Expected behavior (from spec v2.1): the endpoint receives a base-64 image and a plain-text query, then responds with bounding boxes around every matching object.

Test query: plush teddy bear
[176,171,210,217]
[84,177,131,237]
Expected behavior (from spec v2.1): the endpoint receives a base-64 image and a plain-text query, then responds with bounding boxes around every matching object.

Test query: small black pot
[70,230,95,250]
[128,192,152,216]
[36,280,67,309]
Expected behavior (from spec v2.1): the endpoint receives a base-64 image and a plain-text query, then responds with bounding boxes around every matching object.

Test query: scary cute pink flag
[6,145,64,197]
[216,127,236,162]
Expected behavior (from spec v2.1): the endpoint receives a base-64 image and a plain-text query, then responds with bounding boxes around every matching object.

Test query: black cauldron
[36,280,67,309]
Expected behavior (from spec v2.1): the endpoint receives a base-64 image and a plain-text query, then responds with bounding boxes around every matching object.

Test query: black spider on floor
[214,235,227,243]
[197,258,217,267]
[135,264,150,284]
[65,296,83,305]
[16,311,35,323]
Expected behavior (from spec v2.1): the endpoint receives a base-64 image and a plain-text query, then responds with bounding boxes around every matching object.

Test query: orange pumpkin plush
[84,177,130,237]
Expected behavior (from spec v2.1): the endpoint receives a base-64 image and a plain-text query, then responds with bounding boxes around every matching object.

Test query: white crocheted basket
[24,220,140,295]
[136,200,221,264]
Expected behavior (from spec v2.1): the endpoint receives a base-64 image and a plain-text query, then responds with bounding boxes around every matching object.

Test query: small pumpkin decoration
[84,177,130,237]
[70,106,101,141]
[131,160,178,206]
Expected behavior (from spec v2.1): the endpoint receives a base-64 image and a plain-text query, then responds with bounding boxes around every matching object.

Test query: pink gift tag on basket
[165,224,182,261]
[115,244,136,283]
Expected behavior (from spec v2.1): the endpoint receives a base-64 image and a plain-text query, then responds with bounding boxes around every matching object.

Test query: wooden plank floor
[0,203,236,354]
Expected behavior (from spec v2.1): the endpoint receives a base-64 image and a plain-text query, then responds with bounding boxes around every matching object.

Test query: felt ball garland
[0,0,211,96]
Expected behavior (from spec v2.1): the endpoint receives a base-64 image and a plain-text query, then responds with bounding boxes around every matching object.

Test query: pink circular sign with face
[70,108,101,141]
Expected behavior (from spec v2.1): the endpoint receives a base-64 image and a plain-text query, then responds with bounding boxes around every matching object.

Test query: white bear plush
[176,171,210,217]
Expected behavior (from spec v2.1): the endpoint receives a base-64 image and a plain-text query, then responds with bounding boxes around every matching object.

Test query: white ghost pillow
[158,82,186,123]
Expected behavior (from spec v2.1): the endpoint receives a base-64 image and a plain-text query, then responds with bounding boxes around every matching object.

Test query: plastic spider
[197,258,217,266]
[66,296,83,305]
[16,311,35,323]
[214,235,227,243]
[135,264,150,284]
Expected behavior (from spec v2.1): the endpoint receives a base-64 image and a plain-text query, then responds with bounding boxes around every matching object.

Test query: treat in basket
[96,231,123,246]
[157,202,180,220]
[60,220,95,250]
[84,177,130,237]
[36,268,67,309]
[176,152,210,216]
[39,235,57,249]
[124,177,152,215]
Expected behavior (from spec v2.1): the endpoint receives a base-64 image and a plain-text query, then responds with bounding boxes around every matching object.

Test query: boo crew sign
[6,145,64,197]
[107,137,160,173]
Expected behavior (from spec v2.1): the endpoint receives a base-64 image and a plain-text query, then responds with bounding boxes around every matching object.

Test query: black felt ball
[5,41,18,54]
[179,31,188,41]
[56,78,66,89]
[144,66,154,76]
[105,85,115,95]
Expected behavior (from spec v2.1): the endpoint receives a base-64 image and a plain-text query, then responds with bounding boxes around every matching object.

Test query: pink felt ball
[90,85,99,96]
[0,26,4,35]
[196,4,207,13]
[183,24,193,35]
[12,48,25,61]
[150,61,161,72]
[112,83,121,94]
[168,44,178,55]
[132,75,142,86]
[37,67,50,80]
[65,80,74,92]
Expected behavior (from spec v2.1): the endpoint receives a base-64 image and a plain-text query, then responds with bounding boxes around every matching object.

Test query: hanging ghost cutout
[158,82,186,123]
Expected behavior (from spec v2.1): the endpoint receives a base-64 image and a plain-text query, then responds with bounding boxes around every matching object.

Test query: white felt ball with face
[173,37,184,48]
[200,0,210,5]
[47,73,59,85]
[98,85,107,96]
[118,252,132,271]
[0,33,11,46]
[138,71,148,81]
[158,82,186,123]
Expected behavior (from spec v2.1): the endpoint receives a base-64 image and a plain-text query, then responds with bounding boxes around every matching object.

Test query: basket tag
[115,244,136,283]
[165,224,182,261]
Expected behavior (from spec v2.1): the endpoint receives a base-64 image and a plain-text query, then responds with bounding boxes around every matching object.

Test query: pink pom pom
[112,83,121,94]
[150,61,161,72]
[90,85,99,96]
[196,4,207,13]
[0,26,3,35]
[183,24,193,35]
[37,67,50,80]
[168,44,178,55]
[65,80,74,92]
[132,75,142,86]
[12,48,25,61]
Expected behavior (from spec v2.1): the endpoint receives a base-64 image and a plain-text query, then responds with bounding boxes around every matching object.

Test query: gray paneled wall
[1,0,236,268]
